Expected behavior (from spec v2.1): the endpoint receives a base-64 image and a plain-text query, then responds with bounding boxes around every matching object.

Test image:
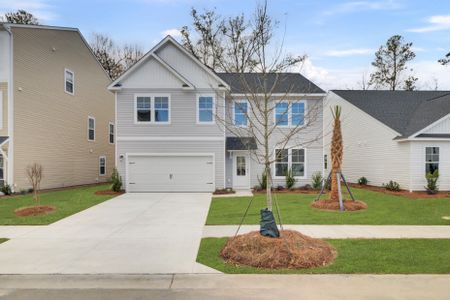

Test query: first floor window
[0,154,4,187]
[275,148,305,177]
[109,123,114,144]
[234,101,248,127]
[198,96,214,123]
[425,147,439,174]
[99,156,106,176]
[324,154,328,170]
[88,117,95,141]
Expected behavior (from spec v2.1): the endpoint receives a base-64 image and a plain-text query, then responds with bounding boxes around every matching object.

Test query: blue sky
[1,0,449,89]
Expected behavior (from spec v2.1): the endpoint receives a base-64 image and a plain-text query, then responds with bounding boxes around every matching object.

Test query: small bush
[358,177,368,185]
[110,168,122,192]
[425,170,439,194]
[27,188,34,193]
[383,180,401,192]
[258,171,267,190]
[1,184,12,195]
[285,168,296,189]
[276,185,284,191]
[302,184,313,190]
[19,189,28,195]
[311,172,323,190]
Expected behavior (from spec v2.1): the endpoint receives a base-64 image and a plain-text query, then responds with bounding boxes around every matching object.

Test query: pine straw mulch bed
[311,199,368,211]
[221,230,336,269]
[94,190,125,196]
[15,205,56,217]
[349,183,450,199]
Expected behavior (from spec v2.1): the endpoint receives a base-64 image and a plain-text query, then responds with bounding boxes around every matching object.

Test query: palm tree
[330,106,343,202]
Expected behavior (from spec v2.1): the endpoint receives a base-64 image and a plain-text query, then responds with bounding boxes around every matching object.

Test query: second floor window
[234,100,248,127]
[88,117,95,141]
[275,102,289,126]
[135,95,170,124]
[275,101,306,127]
[109,123,114,144]
[425,147,439,174]
[198,96,214,123]
[65,69,74,95]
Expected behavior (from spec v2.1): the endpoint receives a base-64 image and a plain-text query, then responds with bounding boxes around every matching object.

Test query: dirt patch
[221,230,336,269]
[94,190,124,196]
[311,199,368,211]
[15,205,56,217]
[213,189,236,195]
[350,183,450,199]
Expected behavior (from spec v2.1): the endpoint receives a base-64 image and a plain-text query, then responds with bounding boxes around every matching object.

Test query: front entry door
[233,153,250,189]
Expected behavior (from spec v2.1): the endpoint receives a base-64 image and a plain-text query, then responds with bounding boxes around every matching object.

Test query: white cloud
[161,28,182,38]
[323,0,402,16]
[407,14,450,33]
[0,0,57,22]
[411,60,450,89]
[324,48,373,57]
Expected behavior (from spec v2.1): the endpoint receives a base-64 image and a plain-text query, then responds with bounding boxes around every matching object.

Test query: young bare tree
[2,10,39,25]
[26,163,43,206]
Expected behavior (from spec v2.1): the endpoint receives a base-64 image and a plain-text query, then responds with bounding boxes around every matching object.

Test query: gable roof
[217,73,325,94]
[332,90,450,138]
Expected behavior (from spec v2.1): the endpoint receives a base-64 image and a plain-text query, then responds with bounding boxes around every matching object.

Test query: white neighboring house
[108,36,326,192]
[324,90,450,192]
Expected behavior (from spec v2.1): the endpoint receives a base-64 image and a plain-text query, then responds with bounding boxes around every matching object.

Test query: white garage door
[126,154,215,192]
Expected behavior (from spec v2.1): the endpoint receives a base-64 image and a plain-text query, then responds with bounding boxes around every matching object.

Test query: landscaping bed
[349,183,450,199]
[208,188,450,225]
[197,237,450,274]
[15,205,56,217]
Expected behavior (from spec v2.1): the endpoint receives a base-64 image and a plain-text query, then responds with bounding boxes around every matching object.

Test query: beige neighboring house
[0,23,114,191]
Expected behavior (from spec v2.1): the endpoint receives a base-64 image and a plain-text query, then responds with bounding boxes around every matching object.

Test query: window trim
[424,146,439,174]
[109,122,114,144]
[99,156,106,176]
[0,154,4,186]
[196,94,216,124]
[64,68,74,95]
[133,93,171,125]
[273,100,307,128]
[273,148,307,179]
[233,99,249,128]
[87,116,95,142]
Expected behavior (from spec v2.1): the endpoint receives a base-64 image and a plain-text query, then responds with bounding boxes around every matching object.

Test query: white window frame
[196,94,216,124]
[274,100,307,128]
[109,122,114,144]
[425,146,439,174]
[99,156,106,176]
[233,99,249,128]
[64,68,74,95]
[273,148,306,179]
[88,116,95,142]
[134,94,171,125]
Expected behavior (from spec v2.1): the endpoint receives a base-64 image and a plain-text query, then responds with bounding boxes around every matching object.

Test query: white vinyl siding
[64,68,74,95]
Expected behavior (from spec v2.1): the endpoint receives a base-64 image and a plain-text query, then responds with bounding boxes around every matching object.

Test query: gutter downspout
[4,25,14,191]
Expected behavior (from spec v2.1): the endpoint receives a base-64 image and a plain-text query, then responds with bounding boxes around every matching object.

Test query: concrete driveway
[0,193,215,274]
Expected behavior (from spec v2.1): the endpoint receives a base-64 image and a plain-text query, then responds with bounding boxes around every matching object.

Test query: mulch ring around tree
[311,199,368,211]
[94,190,125,196]
[15,205,56,217]
[220,230,337,269]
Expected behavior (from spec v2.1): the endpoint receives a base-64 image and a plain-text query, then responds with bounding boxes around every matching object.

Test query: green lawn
[197,238,450,274]
[0,184,116,225]
[207,188,450,225]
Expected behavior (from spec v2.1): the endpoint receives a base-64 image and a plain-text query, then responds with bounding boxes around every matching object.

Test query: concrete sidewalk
[203,225,450,238]
[0,274,448,299]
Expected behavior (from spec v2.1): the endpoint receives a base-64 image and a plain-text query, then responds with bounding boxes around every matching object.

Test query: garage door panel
[127,155,214,192]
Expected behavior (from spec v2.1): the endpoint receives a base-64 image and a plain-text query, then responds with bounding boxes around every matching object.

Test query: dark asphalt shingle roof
[217,73,325,94]
[226,137,258,151]
[332,90,450,138]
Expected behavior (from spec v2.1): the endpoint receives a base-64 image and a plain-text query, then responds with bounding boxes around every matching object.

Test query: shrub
[311,172,323,190]
[110,168,122,192]
[285,168,296,189]
[1,184,12,195]
[258,171,267,190]
[425,170,439,194]
[383,180,401,192]
[358,176,368,185]
[276,185,284,191]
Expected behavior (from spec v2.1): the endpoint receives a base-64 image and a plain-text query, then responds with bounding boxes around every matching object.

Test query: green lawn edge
[207,188,450,225]
[197,237,450,274]
[0,184,116,225]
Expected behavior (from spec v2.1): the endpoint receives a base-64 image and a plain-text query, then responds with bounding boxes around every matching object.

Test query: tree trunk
[330,169,339,202]
[265,163,273,211]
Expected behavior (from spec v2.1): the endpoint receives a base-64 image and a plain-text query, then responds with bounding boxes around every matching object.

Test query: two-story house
[0,23,114,191]
[108,36,325,192]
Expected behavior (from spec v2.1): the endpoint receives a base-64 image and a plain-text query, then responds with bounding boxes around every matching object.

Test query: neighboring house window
[65,69,74,95]
[275,148,305,177]
[0,154,3,187]
[99,156,106,176]
[324,154,328,170]
[425,147,439,174]
[88,116,95,141]
[234,100,248,127]
[198,96,214,123]
[135,95,170,124]
[109,123,114,144]
[275,101,306,127]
